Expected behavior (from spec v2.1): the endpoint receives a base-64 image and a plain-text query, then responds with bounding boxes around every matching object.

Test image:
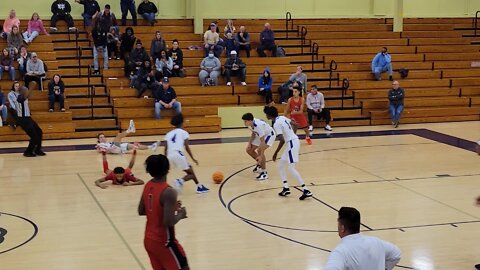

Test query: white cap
[230,50,237,55]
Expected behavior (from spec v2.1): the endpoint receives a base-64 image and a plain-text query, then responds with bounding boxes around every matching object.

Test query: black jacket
[51,0,72,16]
[138,1,158,14]
[129,48,150,64]
[93,28,108,47]
[120,27,136,52]
[153,86,177,103]
[168,48,183,69]
[224,56,246,70]
[78,0,100,16]
[48,80,65,96]
[388,87,405,106]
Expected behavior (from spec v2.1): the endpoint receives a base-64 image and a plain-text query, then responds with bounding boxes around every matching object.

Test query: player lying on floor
[95,149,145,189]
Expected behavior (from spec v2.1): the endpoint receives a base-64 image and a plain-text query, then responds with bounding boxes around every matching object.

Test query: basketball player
[96,120,159,154]
[242,112,276,180]
[164,113,209,193]
[285,86,312,145]
[138,154,189,270]
[264,105,313,200]
[95,149,145,189]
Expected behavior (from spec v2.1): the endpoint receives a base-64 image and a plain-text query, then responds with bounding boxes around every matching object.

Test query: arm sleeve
[385,54,392,63]
[48,82,54,95]
[38,60,45,74]
[257,76,263,88]
[323,250,345,270]
[167,58,173,70]
[213,58,221,71]
[8,93,16,109]
[60,81,65,94]
[176,49,183,68]
[382,240,401,270]
[66,2,72,13]
[137,3,144,14]
[306,95,313,110]
[266,77,273,89]
[371,53,379,71]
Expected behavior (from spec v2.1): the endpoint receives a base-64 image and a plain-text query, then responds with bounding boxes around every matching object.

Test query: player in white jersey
[242,113,276,180]
[264,106,313,200]
[96,120,159,154]
[164,113,209,194]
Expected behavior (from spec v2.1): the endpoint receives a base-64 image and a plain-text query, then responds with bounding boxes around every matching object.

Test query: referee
[14,86,45,157]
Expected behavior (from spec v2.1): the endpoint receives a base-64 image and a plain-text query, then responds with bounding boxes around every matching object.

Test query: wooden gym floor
[0,121,479,270]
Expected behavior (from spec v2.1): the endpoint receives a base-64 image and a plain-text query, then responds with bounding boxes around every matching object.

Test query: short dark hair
[241,113,254,121]
[96,133,104,142]
[338,207,361,234]
[172,39,179,44]
[382,46,388,51]
[311,85,317,89]
[105,4,111,9]
[145,154,170,179]
[263,106,278,118]
[170,113,184,127]
[113,167,125,174]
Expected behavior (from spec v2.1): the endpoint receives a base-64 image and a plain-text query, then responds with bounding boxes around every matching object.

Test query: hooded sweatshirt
[51,0,72,16]
[120,27,136,52]
[2,16,20,33]
[258,68,272,90]
[200,55,221,72]
[371,52,392,71]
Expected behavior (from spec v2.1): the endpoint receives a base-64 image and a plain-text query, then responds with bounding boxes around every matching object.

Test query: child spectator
[224,19,236,37]
[107,27,120,60]
[0,48,16,81]
[1,10,20,39]
[7,25,23,56]
[224,31,236,56]
[150,31,166,61]
[155,50,173,80]
[48,74,66,112]
[23,13,50,44]
[258,68,273,105]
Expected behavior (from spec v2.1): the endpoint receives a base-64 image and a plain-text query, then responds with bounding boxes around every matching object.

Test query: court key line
[76,173,146,270]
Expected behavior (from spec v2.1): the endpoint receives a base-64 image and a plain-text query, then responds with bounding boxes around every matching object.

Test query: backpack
[276,47,286,57]
[205,78,215,86]
[398,68,409,78]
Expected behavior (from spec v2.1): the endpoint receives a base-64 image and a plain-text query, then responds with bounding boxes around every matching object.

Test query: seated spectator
[7,81,21,128]
[1,10,20,39]
[48,74,66,112]
[74,0,100,27]
[257,68,273,105]
[17,46,31,79]
[306,85,332,132]
[235,26,251,57]
[134,60,156,98]
[126,40,149,77]
[23,13,50,44]
[224,31,236,56]
[224,19,236,37]
[150,31,166,61]
[168,39,184,77]
[92,24,109,75]
[153,77,181,119]
[7,25,23,56]
[388,81,404,128]
[372,47,393,81]
[107,27,120,60]
[289,66,307,94]
[0,48,16,81]
[224,50,246,86]
[94,5,119,34]
[199,52,221,86]
[138,0,158,26]
[120,0,138,26]
[119,26,136,61]
[0,90,7,126]
[24,52,46,90]
[50,0,76,32]
[204,23,223,58]
[154,50,173,80]
[257,23,276,57]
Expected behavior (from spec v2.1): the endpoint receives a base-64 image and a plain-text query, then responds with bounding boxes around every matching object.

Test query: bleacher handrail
[474,11,480,37]
[300,26,308,54]
[311,42,319,71]
[329,60,337,88]
[341,78,350,109]
[285,12,293,39]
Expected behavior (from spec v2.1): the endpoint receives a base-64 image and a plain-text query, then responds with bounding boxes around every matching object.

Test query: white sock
[278,159,289,188]
[288,163,307,189]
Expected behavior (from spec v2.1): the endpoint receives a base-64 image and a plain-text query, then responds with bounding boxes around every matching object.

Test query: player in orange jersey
[285,86,313,145]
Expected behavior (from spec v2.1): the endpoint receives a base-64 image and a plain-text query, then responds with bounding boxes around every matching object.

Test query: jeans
[82,13,93,26]
[224,68,246,83]
[142,13,156,24]
[0,105,7,123]
[121,1,137,26]
[307,108,331,125]
[0,66,15,80]
[22,31,39,43]
[373,63,393,81]
[154,101,181,119]
[48,94,65,110]
[389,104,403,123]
[93,46,109,70]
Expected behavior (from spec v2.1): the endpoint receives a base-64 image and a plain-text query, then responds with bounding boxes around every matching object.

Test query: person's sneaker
[394,121,399,128]
[49,27,58,32]
[226,82,231,86]
[23,152,36,157]
[324,125,333,131]
[92,70,100,75]
[281,101,288,104]
[278,188,291,197]
[61,108,66,112]
[68,27,77,32]
[197,184,210,194]
[389,75,393,81]
[149,141,159,152]
[48,109,53,112]
[241,82,247,86]
[306,136,312,145]
[35,150,46,156]
[474,263,480,270]
[252,164,260,173]
[127,119,136,133]
[175,178,184,192]
[299,190,313,200]
[256,172,268,181]
[308,125,313,132]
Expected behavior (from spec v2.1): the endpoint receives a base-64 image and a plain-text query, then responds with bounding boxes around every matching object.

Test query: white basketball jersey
[164,128,190,155]
[251,118,275,138]
[273,116,298,142]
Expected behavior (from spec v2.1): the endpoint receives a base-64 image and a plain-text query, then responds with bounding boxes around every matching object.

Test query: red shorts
[291,114,308,129]
[144,237,188,270]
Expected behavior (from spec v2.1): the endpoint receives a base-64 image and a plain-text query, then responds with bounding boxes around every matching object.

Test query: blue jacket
[260,29,275,46]
[371,52,391,72]
[257,68,272,90]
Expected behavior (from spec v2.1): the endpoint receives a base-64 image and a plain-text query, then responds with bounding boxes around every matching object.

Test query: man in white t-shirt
[165,113,209,194]
[263,106,312,200]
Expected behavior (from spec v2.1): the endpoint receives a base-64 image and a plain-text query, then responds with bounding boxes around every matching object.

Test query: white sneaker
[50,27,58,32]
[226,82,231,86]
[256,172,269,181]
[127,120,136,133]
[241,82,247,86]
[175,178,184,192]
[308,125,313,132]
[149,141,159,152]
[324,125,332,131]
[68,27,77,32]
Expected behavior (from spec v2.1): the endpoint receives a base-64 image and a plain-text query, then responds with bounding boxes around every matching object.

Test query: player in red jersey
[95,149,145,189]
[285,86,313,145]
[138,154,189,270]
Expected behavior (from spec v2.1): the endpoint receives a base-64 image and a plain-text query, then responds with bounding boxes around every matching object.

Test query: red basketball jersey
[142,180,176,242]
[104,168,136,184]
[288,97,308,128]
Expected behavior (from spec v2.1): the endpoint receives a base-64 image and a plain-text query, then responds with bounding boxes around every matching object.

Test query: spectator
[24,52,46,90]
[23,13,50,44]
[119,26,136,61]
[306,85,332,132]
[289,66,307,94]
[278,80,302,104]
[235,26,251,57]
[106,26,120,60]
[224,31,236,56]
[199,52,221,86]
[0,48,16,81]
[94,5,119,34]
[50,0,76,32]
[154,50,173,80]
[257,68,273,105]
[7,81,21,128]
[324,207,401,270]
[153,77,181,119]
[224,50,246,86]
[257,23,276,57]
[0,90,7,126]
[17,46,31,79]
[120,0,138,26]
[134,60,156,98]
[75,0,100,27]
[372,47,393,81]
[126,40,149,77]
[48,74,66,112]
[204,23,223,57]
[150,31,166,61]
[1,10,20,39]
[7,25,23,56]
[168,39,184,77]
[92,24,109,75]
[388,80,404,128]
[137,0,158,26]
[223,19,236,37]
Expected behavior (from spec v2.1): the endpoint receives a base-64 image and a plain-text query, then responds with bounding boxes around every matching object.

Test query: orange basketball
[212,171,224,184]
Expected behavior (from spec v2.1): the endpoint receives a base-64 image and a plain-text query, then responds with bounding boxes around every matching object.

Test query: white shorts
[107,142,129,154]
[168,151,190,171]
[281,138,300,164]
[251,134,275,148]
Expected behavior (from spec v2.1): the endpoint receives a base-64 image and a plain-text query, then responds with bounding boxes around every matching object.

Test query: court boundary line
[0,212,39,255]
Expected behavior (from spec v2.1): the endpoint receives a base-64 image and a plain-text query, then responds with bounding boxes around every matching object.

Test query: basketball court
[1,121,479,269]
